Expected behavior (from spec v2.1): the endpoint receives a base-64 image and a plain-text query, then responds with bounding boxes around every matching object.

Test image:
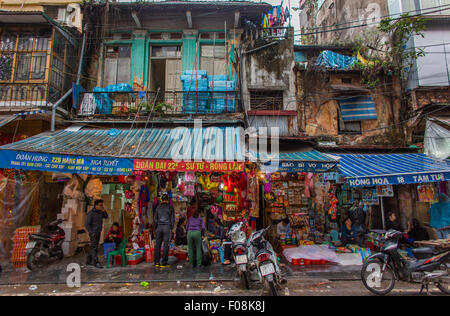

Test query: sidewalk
[0,253,362,285]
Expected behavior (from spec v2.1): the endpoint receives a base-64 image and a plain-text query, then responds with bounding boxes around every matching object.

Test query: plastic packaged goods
[84,178,103,201]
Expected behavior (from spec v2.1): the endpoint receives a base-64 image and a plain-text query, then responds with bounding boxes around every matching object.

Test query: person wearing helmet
[154,193,175,268]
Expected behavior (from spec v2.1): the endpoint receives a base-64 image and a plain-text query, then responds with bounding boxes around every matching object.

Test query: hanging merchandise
[304,172,314,198]
[328,190,338,220]
[125,190,135,200]
[139,185,150,231]
[84,177,103,202]
[185,172,196,182]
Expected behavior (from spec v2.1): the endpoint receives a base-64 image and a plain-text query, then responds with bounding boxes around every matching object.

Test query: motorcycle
[228,221,250,289]
[247,226,283,296]
[361,229,450,295]
[26,219,66,270]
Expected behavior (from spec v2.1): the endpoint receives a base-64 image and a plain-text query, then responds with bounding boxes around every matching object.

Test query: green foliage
[139,101,173,116]
[355,13,429,89]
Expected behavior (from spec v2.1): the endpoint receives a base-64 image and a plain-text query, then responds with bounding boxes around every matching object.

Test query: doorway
[149,46,182,111]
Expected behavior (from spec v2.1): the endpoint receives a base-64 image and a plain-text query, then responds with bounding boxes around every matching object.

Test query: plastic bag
[84,178,103,201]
[62,177,84,200]
[201,238,211,266]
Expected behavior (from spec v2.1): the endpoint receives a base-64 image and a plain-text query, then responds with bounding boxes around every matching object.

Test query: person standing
[428,193,450,239]
[154,193,175,268]
[186,209,205,268]
[85,199,108,268]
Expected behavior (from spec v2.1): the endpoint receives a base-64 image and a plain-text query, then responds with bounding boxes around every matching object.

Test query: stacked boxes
[181,70,236,114]
[181,70,209,114]
[11,226,40,268]
[209,78,235,113]
[58,199,86,257]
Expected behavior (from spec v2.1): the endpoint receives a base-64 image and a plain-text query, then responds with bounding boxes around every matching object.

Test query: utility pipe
[51,88,73,132]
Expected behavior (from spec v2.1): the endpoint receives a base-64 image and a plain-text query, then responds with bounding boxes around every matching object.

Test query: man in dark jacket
[85,199,108,268]
[154,193,175,268]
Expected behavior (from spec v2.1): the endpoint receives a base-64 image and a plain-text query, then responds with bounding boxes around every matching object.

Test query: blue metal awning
[0,110,48,129]
[332,153,450,187]
[339,96,377,121]
[0,127,244,175]
[254,150,338,173]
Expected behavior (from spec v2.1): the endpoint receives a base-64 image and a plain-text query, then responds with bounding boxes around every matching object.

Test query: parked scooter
[26,219,66,270]
[247,226,283,296]
[361,229,450,295]
[228,221,250,289]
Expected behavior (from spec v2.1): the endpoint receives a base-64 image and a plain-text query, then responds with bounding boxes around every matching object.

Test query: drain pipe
[51,88,73,132]
[76,24,87,85]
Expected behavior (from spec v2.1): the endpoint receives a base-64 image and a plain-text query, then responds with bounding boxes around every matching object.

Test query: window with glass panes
[200,44,226,76]
[103,46,131,86]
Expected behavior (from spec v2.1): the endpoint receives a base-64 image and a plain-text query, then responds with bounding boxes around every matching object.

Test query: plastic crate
[127,256,144,265]
[103,243,116,258]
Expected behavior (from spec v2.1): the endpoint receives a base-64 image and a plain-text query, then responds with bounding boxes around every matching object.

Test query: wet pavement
[0,253,361,285]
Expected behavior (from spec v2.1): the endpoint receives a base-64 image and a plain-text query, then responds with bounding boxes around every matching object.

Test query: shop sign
[262,161,337,173]
[376,185,394,197]
[362,188,379,205]
[133,159,244,172]
[0,150,134,175]
[347,172,449,187]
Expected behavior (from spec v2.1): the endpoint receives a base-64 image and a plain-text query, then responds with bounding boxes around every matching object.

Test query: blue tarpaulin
[93,83,134,114]
[316,50,357,70]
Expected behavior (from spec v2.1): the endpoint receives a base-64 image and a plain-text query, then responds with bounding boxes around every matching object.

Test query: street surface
[0,279,447,296]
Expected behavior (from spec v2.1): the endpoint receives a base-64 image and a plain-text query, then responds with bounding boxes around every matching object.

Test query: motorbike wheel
[26,248,40,271]
[241,271,250,290]
[361,260,395,296]
[267,280,278,296]
[437,276,450,294]
[57,247,64,260]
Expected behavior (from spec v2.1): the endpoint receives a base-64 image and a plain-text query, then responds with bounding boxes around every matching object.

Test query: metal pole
[76,24,87,85]
[380,196,386,230]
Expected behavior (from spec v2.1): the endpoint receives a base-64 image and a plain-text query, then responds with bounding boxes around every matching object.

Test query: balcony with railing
[76,90,241,119]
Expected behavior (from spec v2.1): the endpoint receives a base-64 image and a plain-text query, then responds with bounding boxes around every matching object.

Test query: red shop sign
[133,159,244,173]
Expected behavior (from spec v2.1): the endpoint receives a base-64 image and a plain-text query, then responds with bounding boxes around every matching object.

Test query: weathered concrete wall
[241,30,296,112]
[296,69,402,145]
[306,0,388,45]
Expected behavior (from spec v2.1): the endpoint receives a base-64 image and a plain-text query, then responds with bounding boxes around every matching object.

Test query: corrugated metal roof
[0,127,244,161]
[339,96,378,122]
[251,150,336,162]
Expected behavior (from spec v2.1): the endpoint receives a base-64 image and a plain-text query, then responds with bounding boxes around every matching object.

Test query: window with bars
[0,28,51,83]
[0,27,78,105]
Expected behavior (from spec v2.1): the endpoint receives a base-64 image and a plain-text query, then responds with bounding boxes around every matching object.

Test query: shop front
[333,153,450,242]
[0,126,253,268]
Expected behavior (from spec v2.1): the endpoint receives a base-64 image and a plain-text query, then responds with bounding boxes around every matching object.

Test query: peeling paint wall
[303,0,388,45]
[296,68,403,146]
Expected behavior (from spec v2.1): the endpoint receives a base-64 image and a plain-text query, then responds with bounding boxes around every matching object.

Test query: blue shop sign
[0,150,133,175]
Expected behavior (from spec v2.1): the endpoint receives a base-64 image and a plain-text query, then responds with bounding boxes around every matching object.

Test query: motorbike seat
[411,247,434,255]
[31,232,52,238]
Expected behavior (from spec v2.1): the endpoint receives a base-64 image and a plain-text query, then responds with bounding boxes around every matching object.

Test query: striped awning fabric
[339,96,377,121]
[332,153,450,187]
